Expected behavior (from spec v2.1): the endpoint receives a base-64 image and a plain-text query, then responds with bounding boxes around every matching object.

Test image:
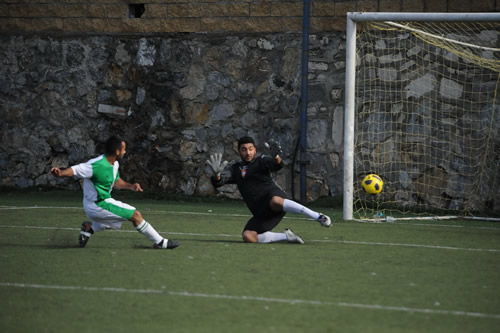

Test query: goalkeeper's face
[239,143,256,163]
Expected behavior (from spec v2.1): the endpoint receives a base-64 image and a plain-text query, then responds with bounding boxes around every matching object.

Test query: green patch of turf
[0,190,499,332]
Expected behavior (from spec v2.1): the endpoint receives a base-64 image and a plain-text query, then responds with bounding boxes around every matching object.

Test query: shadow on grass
[175,238,242,244]
[130,238,243,249]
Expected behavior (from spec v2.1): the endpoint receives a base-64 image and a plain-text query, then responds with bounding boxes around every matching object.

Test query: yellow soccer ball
[362,174,384,194]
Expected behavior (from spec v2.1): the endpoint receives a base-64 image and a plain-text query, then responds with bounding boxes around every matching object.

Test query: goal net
[343,13,500,221]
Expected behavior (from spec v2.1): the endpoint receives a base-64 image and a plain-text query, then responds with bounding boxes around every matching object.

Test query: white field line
[0,225,238,238]
[1,224,499,252]
[1,205,500,231]
[1,282,499,320]
[0,205,261,219]
[312,239,500,253]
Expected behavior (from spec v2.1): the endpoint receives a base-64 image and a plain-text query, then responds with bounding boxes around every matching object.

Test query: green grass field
[1,189,499,332]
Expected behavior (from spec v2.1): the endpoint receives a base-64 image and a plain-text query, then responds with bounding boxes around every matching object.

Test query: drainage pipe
[299,0,310,203]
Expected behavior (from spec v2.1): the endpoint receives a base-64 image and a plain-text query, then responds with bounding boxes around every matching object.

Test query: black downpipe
[290,137,300,201]
[299,0,310,203]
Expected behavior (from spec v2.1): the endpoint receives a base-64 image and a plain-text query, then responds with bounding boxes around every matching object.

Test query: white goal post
[343,12,500,221]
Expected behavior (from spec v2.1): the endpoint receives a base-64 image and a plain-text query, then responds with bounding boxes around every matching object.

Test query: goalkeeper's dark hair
[238,136,255,149]
[105,136,125,156]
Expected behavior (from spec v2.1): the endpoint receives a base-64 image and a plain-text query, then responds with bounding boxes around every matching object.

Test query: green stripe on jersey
[90,155,119,201]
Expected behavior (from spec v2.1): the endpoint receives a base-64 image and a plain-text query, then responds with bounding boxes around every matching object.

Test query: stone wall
[0,32,345,200]
[1,0,499,203]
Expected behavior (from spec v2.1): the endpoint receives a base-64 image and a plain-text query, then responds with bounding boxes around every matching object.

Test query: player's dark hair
[238,136,255,150]
[104,136,124,156]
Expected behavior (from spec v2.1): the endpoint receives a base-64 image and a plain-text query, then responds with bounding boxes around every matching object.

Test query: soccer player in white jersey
[50,136,180,249]
[207,136,331,244]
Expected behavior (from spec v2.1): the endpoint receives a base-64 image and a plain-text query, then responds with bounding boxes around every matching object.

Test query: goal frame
[343,12,500,221]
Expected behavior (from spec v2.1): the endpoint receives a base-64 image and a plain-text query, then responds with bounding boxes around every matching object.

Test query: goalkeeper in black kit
[207,136,331,244]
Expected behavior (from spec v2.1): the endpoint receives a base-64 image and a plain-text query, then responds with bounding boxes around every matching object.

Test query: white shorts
[83,198,136,230]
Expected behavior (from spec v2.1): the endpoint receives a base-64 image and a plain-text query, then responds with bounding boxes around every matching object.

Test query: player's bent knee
[242,230,258,243]
[269,196,284,212]
[130,210,143,226]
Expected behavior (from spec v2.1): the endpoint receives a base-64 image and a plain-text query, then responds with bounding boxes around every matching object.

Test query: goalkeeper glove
[264,139,283,158]
[206,153,228,177]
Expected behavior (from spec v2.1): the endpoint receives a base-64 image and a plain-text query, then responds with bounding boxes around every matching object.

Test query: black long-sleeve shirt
[212,155,285,215]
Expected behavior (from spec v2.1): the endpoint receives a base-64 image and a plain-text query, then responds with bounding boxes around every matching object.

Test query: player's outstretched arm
[114,178,144,192]
[50,167,74,177]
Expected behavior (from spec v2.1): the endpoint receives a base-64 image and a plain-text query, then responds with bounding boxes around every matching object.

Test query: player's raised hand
[50,167,74,177]
[130,183,144,192]
[206,153,228,177]
[264,139,283,158]
[50,167,61,176]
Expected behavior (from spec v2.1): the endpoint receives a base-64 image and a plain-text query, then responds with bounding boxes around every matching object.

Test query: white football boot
[284,228,305,244]
[317,214,331,227]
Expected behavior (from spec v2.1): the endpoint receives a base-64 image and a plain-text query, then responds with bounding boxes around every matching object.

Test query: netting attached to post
[345,14,500,221]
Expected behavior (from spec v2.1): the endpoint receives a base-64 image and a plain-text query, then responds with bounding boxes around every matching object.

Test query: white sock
[136,220,163,244]
[258,231,287,243]
[283,199,320,220]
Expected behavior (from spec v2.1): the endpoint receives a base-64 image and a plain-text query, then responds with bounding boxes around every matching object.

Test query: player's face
[116,141,127,161]
[239,143,256,163]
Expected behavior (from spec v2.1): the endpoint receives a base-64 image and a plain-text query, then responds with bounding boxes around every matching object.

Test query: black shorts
[243,210,286,234]
[243,187,288,234]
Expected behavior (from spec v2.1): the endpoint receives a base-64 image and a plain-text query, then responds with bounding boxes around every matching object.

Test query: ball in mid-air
[362,174,383,194]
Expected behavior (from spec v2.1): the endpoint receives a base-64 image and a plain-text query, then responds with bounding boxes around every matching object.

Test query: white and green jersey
[71,155,120,203]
